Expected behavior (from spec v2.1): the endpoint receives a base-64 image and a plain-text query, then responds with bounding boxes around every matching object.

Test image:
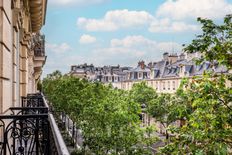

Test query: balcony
[32,34,47,80]
[0,93,69,155]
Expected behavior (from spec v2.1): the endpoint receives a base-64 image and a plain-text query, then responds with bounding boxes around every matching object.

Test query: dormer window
[205,62,210,70]
[168,68,172,74]
[139,72,142,78]
[172,67,177,73]
[196,65,202,71]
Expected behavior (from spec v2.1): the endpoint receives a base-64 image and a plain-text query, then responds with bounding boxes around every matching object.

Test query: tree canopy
[43,75,157,154]
[161,14,232,154]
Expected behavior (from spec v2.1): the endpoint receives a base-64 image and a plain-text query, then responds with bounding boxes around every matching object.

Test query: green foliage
[130,81,158,106]
[160,14,232,154]
[161,74,232,154]
[42,73,157,154]
[184,14,232,69]
[43,15,232,154]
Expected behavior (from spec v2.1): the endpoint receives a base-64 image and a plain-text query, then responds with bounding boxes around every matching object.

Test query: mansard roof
[69,54,229,82]
[131,67,150,72]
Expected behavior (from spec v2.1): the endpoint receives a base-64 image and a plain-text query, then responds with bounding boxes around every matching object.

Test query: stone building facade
[70,63,131,83]
[0,0,47,114]
[69,52,230,94]
[112,52,229,92]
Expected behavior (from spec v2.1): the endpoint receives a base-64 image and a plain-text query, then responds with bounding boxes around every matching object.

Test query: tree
[161,74,232,154]
[160,14,232,154]
[43,75,157,154]
[149,93,178,141]
[184,14,232,69]
[129,81,158,126]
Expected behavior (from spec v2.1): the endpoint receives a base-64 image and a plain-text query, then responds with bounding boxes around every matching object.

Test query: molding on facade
[29,0,47,32]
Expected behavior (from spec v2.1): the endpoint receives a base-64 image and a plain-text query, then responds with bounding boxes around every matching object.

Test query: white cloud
[77,9,200,33]
[48,0,108,7]
[79,34,96,44]
[149,18,199,33]
[156,0,232,20]
[93,35,182,64]
[77,17,117,31]
[46,43,72,53]
[42,36,183,77]
[77,9,154,31]
[110,35,182,52]
[93,47,145,58]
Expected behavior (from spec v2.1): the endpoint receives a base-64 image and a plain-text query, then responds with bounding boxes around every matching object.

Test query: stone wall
[113,78,182,93]
[0,0,14,113]
[0,0,46,113]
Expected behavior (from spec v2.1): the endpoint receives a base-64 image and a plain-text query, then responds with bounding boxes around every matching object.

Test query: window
[134,72,138,79]
[173,81,176,90]
[163,82,165,90]
[143,72,147,79]
[168,81,170,90]
[139,72,142,78]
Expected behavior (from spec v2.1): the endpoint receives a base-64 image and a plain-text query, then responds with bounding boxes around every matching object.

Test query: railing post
[72,122,75,147]
[67,116,70,133]
[3,131,7,155]
[47,121,50,155]
[12,121,16,155]
[35,118,39,155]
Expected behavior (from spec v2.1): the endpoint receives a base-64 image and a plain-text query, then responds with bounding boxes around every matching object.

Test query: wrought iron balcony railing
[32,34,45,57]
[0,93,69,155]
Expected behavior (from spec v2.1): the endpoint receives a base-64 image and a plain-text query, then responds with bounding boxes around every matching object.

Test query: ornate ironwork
[31,34,45,57]
[0,114,50,155]
[22,94,44,107]
[0,93,68,155]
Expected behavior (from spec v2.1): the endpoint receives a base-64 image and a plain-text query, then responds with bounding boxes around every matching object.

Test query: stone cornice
[29,0,47,32]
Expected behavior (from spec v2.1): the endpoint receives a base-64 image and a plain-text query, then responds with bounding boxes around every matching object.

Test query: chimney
[179,53,186,60]
[163,52,169,61]
[168,53,178,64]
[139,61,145,69]
[148,62,152,68]
[71,65,77,71]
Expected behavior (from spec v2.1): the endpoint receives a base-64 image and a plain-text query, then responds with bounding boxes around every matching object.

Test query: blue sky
[42,0,232,77]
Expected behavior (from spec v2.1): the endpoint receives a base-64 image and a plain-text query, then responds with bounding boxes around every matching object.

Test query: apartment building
[0,0,47,113]
[70,63,131,82]
[69,52,229,93]
[113,52,229,92]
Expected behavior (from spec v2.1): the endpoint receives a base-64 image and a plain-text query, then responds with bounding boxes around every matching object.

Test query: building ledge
[29,0,47,32]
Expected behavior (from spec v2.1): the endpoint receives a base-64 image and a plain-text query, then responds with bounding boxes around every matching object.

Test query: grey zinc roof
[71,59,228,82]
[131,67,150,72]
[163,66,179,77]
[153,60,166,70]
[152,60,167,78]
[185,65,193,73]
[193,62,212,75]
[214,65,227,73]
[75,68,85,73]
[154,70,160,78]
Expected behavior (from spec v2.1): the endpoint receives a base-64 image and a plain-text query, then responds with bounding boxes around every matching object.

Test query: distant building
[69,64,131,82]
[114,52,229,92]
[68,52,230,93]
[128,61,151,80]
